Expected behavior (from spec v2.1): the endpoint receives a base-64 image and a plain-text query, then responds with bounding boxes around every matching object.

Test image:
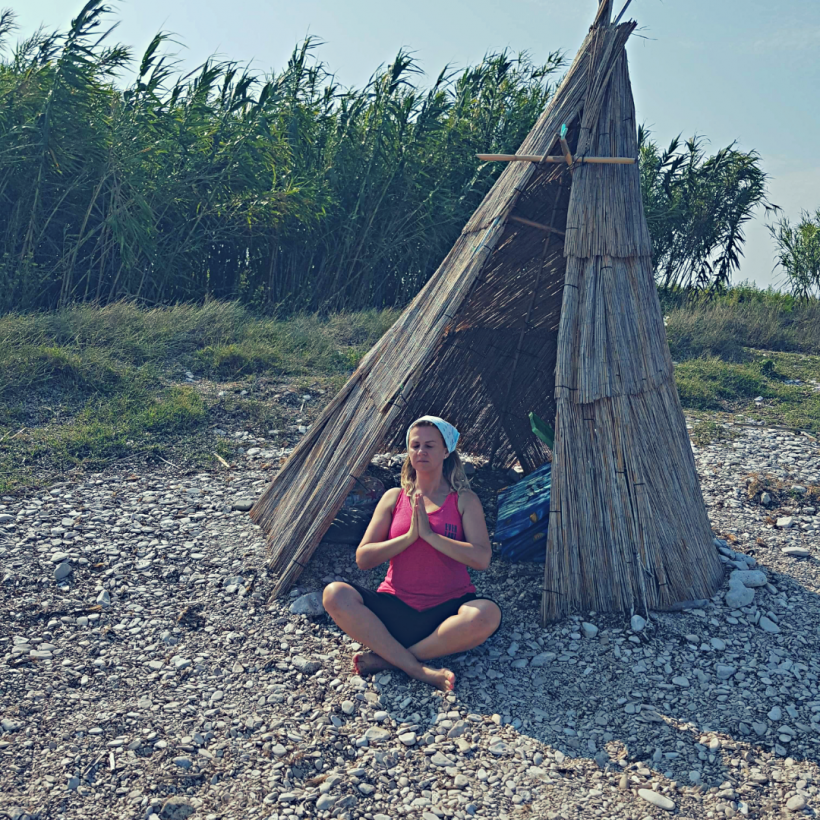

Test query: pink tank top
[378,490,476,610]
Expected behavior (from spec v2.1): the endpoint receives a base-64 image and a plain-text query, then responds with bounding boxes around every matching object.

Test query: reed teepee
[251,0,724,622]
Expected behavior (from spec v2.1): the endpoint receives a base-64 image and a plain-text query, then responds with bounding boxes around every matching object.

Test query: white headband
[406,416,459,454]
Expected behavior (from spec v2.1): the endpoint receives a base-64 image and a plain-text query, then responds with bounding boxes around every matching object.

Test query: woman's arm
[355,488,416,571]
[416,490,492,571]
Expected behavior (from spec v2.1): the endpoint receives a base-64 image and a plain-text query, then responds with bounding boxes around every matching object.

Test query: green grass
[0,384,207,492]
[0,302,398,492]
[0,301,397,389]
[662,282,820,360]
[1,290,820,493]
[676,350,820,433]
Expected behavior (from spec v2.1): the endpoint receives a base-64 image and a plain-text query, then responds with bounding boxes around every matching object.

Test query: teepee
[251,0,724,622]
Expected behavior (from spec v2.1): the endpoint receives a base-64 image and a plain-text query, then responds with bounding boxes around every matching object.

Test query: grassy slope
[1,289,819,493]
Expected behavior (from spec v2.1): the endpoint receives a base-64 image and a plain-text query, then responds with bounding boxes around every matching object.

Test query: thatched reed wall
[542,15,722,620]
[251,3,723,620]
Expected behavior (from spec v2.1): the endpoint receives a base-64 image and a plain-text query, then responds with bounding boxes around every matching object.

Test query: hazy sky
[13,0,820,290]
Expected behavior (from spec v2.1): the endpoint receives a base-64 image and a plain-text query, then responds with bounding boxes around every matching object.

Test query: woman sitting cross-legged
[323,415,502,691]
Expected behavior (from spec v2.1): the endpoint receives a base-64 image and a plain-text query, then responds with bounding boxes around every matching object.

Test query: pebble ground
[1,420,819,820]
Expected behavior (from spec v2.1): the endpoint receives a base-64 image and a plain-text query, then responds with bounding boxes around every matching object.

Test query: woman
[323,416,502,691]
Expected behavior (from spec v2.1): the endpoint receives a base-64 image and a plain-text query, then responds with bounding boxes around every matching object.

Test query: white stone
[54,561,72,581]
[637,789,675,811]
[363,727,389,743]
[630,614,646,632]
[725,584,755,608]
[759,616,781,633]
[289,592,325,617]
[729,569,767,588]
[776,517,794,529]
[581,622,599,639]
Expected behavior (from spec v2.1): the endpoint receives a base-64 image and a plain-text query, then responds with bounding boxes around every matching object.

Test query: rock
[292,656,321,675]
[172,757,192,769]
[776,517,794,529]
[630,614,646,632]
[531,652,555,667]
[67,776,79,790]
[363,727,390,743]
[96,590,111,607]
[447,721,468,739]
[316,794,336,811]
[581,622,599,638]
[768,706,782,721]
[430,752,455,767]
[782,547,810,557]
[786,795,807,812]
[761,491,772,505]
[231,499,254,512]
[358,784,375,795]
[289,591,325,617]
[716,664,736,680]
[637,789,675,811]
[336,795,357,809]
[725,584,755,608]
[399,732,417,746]
[672,676,690,687]
[791,485,807,495]
[160,798,195,820]
[341,700,355,715]
[759,616,781,633]
[710,637,726,650]
[729,569,767,588]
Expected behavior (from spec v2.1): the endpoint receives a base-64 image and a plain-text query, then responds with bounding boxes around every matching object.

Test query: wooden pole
[559,137,574,168]
[613,0,633,25]
[509,215,566,236]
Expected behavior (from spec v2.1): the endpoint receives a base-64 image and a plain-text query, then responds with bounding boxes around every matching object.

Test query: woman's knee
[323,581,356,613]
[462,600,502,636]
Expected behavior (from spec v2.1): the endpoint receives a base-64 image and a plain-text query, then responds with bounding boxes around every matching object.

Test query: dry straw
[251,0,723,620]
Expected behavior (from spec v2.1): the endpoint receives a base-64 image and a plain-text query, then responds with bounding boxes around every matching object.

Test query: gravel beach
[1,421,819,820]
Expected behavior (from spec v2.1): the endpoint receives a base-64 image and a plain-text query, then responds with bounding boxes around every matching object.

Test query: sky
[12,0,820,291]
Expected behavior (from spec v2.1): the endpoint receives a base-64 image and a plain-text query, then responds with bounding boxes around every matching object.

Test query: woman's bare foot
[414,666,455,692]
[352,652,396,676]
[352,654,454,691]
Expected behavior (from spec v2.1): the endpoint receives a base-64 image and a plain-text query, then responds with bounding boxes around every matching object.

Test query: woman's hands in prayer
[413,491,434,540]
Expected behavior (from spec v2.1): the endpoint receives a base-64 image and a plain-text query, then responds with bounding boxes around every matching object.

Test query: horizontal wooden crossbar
[509,215,566,236]
[477,153,635,165]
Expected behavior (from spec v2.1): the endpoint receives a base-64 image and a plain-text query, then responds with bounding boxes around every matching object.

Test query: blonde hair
[401,420,471,496]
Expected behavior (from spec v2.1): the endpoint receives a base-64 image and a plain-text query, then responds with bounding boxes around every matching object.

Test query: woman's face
[407,425,448,474]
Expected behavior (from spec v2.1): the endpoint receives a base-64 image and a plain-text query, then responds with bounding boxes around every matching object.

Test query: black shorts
[349,582,502,648]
